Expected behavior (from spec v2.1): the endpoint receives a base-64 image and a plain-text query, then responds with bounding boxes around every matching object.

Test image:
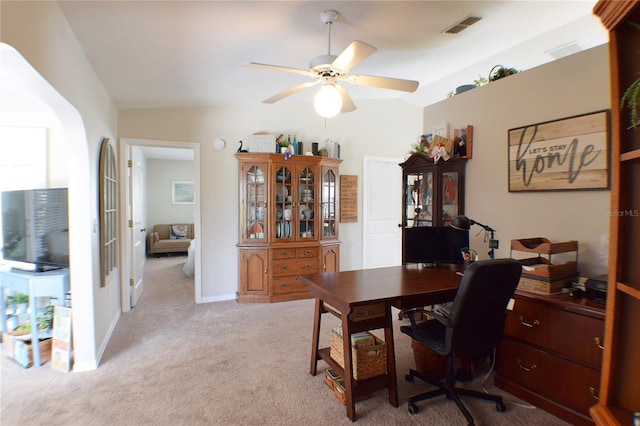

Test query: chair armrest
[404,308,454,332]
[149,232,159,244]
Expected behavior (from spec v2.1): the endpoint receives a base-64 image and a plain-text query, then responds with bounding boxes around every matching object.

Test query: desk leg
[384,304,399,407]
[310,298,323,376]
[341,312,357,421]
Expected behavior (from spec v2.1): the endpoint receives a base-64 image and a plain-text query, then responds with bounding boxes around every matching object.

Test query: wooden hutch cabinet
[590,1,640,424]
[236,153,341,302]
[399,153,466,264]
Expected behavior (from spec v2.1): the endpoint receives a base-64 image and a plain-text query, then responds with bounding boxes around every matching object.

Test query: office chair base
[405,368,507,425]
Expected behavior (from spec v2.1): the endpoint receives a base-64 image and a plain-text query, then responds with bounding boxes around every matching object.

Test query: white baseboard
[198,293,236,303]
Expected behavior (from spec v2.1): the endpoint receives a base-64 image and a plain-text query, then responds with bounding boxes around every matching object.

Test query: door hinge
[129,278,135,287]
[128,220,133,228]
[128,159,133,168]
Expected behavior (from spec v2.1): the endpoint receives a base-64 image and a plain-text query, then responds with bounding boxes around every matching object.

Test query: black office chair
[400,258,522,425]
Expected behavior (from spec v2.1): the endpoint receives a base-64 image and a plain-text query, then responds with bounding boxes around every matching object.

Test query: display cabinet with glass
[399,153,466,264]
[237,153,341,302]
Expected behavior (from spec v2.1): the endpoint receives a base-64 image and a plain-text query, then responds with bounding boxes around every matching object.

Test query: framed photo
[454,125,473,159]
[172,181,195,204]
[432,123,449,139]
[508,110,610,192]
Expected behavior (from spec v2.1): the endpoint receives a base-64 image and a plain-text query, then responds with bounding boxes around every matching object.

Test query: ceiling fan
[245,10,419,118]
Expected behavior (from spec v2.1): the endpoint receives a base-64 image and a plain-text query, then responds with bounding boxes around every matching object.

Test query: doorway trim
[119,138,202,311]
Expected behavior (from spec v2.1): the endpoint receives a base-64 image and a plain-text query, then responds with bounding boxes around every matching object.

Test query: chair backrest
[445,258,522,358]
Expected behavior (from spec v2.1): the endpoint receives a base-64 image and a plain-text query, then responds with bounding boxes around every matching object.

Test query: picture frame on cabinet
[454,125,473,159]
[432,123,449,139]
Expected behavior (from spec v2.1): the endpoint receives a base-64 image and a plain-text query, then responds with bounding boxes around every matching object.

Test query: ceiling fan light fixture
[314,81,342,118]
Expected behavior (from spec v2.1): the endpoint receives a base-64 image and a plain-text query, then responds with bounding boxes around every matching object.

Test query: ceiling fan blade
[346,74,419,93]
[335,84,356,113]
[244,62,313,77]
[263,81,319,104]
[332,41,377,72]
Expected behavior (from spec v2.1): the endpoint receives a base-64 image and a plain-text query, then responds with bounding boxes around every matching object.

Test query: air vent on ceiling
[546,42,582,59]
[444,15,482,34]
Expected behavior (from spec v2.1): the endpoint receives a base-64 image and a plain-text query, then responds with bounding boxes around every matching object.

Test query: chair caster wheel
[408,403,419,415]
[405,374,414,382]
[496,401,507,412]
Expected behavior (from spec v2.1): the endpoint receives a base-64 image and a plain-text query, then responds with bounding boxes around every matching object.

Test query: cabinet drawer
[505,298,604,368]
[273,248,296,259]
[496,337,600,416]
[272,259,319,276]
[272,276,309,295]
[297,247,319,258]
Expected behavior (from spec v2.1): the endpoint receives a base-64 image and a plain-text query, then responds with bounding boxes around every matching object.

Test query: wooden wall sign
[340,175,358,223]
[508,110,610,192]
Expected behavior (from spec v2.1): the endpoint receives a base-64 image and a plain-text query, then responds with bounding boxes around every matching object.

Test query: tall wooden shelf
[591,1,640,424]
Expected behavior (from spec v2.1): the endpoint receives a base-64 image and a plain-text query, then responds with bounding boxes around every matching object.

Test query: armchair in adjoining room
[400,258,522,426]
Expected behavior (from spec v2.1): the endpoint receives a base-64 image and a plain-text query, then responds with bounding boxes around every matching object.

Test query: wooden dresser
[495,291,606,425]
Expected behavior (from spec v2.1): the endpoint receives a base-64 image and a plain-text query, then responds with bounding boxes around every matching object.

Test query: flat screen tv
[1,188,69,272]
[404,226,469,266]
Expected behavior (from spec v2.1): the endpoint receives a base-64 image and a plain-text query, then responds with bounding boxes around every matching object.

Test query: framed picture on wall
[172,181,195,204]
[508,110,610,192]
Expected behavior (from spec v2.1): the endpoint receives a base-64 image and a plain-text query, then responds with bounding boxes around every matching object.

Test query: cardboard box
[3,333,52,368]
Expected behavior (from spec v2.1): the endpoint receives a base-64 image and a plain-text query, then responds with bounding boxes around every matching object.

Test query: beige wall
[423,45,611,277]
[146,159,196,227]
[119,100,423,300]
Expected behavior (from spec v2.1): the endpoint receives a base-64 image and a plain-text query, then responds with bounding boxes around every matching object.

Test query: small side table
[0,268,70,367]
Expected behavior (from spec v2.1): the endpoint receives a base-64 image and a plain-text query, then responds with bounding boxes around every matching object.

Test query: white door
[128,146,146,307]
[362,156,403,269]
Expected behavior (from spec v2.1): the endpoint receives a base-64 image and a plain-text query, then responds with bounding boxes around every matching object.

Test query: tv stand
[0,268,70,367]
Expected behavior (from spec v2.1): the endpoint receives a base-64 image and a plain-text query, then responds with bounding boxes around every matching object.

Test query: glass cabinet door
[441,171,459,226]
[322,169,337,238]
[405,171,433,227]
[245,165,266,240]
[298,167,315,239]
[274,165,293,240]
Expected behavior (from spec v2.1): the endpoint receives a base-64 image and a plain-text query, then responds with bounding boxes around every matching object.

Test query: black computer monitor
[404,226,469,266]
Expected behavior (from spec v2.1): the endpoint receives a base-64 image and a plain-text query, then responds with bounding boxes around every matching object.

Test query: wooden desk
[301,264,461,421]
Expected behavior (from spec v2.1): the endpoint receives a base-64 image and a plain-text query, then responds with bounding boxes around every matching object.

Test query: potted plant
[318,147,328,157]
[9,292,29,314]
[488,65,519,82]
[621,22,640,130]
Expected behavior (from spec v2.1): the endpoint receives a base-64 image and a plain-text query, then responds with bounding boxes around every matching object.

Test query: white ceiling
[55,0,608,111]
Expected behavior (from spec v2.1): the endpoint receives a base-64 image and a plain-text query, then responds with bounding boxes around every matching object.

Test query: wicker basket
[330,330,386,380]
[411,338,446,380]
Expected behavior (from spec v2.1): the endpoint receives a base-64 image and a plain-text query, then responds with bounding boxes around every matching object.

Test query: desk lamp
[450,215,499,259]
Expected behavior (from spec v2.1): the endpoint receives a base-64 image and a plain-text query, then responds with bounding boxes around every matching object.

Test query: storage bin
[330,329,386,380]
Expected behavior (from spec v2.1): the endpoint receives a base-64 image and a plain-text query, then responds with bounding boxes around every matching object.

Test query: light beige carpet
[1,256,570,425]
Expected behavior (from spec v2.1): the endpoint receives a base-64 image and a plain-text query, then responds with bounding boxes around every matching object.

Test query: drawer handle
[518,316,540,328]
[280,251,289,257]
[264,268,268,275]
[593,336,604,350]
[516,359,537,372]
[304,250,312,255]
[280,265,289,271]
[303,264,313,270]
[280,282,289,288]
[589,386,599,401]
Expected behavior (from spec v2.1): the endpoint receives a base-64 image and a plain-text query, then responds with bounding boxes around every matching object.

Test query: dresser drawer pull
[589,386,599,401]
[518,316,539,328]
[280,282,289,288]
[280,265,289,271]
[516,359,537,372]
[593,336,604,350]
[303,264,314,270]
[280,251,290,257]
[303,250,312,255]
[264,268,268,275]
